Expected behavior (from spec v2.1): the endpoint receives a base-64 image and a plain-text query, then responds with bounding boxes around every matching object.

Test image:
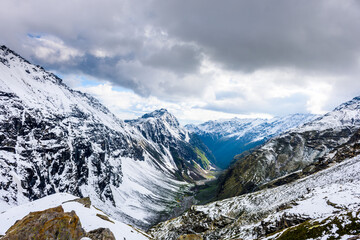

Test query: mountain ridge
[216,95,360,199]
[0,45,213,229]
[186,113,317,168]
[149,96,360,239]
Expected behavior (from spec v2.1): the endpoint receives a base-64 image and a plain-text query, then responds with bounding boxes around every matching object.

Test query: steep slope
[186,114,316,168]
[126,109,217,181]
[217,96,360,200]
[0,45,210,229]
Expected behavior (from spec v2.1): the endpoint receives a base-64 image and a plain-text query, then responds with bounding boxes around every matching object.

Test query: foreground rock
[2,206,115,240]
[2,205,115,240]
[3,206,83,239]
[0,194,149,240]
[86,228,116,240]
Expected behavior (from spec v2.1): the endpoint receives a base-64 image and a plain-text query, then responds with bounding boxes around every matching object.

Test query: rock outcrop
[86,228,116,240]
[2,205,117,240]
[2,206,85,240]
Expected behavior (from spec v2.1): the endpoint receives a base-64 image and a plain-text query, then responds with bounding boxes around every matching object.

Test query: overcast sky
[1,0,360,124]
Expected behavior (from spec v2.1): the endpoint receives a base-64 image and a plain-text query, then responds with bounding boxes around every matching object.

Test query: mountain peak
[0,45,31,65]
[334,95,360,112]
[140,108,180,127]
[0,45,10,52]
[141,108,171,119]
[296,96,360,132]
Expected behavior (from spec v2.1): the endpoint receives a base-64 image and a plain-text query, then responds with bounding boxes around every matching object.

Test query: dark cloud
[0,0,208,98]
[0,0,360,118]
[143,44,202,75]
[151,0,360,73]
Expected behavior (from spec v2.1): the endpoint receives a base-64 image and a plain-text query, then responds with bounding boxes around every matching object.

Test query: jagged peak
[0,45,10,52]
[296,95,360,132]
[333,95,360,111]
[125,108,183,140]
[0,45,123,131]
[187,113,317,135]
[141,108,171,119]
[0,45,32,65]
[0,45,62,85]
[138,108,179,127]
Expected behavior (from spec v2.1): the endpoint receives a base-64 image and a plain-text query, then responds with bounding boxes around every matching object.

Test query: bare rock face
[177,234,203,240]
[1,205,116,240]
[217,127,357,200]
[63,197,92,208]
[86,228,116,240]
[2,206,85,240]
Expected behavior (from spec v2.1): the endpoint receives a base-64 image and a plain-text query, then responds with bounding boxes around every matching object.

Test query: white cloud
[72,81,272,124]
[24,35,83,64]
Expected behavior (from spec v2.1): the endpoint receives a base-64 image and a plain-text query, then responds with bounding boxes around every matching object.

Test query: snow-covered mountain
[216,95,360,200]
[149,96,360,239]
[126,109,216,181]
[0,45,214,229]
[297,96,360,132]
[186,114,317,168]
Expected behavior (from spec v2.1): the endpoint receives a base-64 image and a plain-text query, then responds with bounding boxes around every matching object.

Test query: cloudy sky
[1,0,360,124]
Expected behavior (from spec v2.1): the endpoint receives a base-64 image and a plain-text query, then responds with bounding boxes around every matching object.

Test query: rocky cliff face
[126,109,217,181]
[0,45,213,229]
[186,114,316,168]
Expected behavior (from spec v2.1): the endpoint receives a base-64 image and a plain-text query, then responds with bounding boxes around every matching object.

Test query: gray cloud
[151,0,360,73]
[1,0,360,118]
[0,0,206,98]
[143,44,202,75]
